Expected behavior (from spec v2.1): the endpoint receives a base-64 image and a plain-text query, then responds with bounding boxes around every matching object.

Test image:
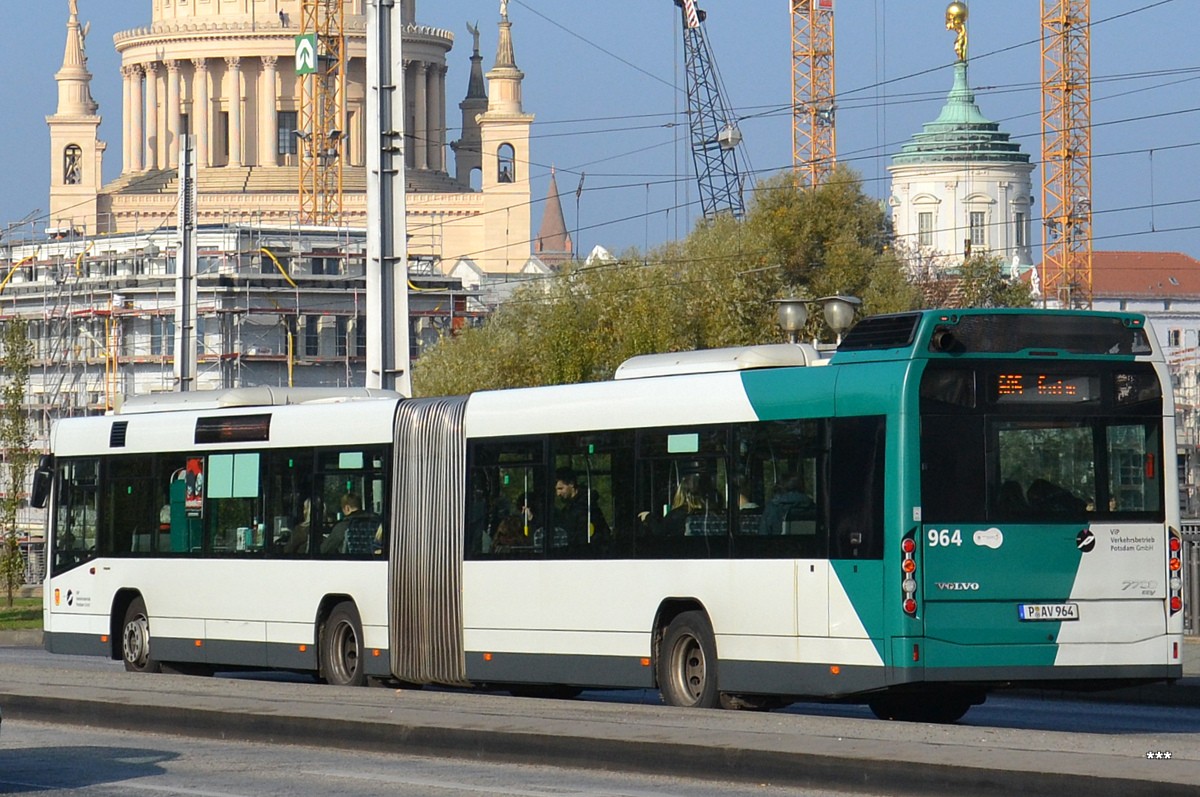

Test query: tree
[910,252,1033,309]
[0,318,33,607]
[413,167,919,396]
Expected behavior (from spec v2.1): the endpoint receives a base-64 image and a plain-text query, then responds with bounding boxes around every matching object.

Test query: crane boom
[1041,0,1092,308]
[673,0,746,219]
[298,0,346,226]
[791,0,836,187]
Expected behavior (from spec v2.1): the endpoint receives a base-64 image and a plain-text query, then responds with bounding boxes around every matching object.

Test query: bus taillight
[902,530,918,617]
[1168,528,1183,616]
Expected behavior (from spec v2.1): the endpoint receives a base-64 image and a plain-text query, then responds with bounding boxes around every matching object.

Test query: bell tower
[47,0,106,235]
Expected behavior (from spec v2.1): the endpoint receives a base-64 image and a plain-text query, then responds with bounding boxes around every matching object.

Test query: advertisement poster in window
[185,457,204,515]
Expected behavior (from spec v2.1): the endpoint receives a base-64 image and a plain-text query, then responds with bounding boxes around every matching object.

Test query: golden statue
[946,2,968,62]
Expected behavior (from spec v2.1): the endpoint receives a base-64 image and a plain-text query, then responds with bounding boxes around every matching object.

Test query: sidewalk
[2,658,1197,797]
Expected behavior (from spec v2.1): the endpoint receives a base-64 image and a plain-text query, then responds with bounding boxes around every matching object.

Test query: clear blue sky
[3,1,1197,262]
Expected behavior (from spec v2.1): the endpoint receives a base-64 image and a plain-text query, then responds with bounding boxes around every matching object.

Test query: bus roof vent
[837,313,921,352]
[109,421,129,448]
[614,344,824,380]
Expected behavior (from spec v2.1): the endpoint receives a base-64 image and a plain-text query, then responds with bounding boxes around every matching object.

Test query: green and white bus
[37,308,1186,722]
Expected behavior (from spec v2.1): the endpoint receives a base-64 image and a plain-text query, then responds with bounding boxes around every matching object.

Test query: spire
[56,0,98,116]
[494,4,518,70]
[535,167,572,267]
[486,2,525,114]
[465,22,487,100]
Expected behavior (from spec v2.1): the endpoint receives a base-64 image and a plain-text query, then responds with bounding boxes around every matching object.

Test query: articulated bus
[37,309,1185,722]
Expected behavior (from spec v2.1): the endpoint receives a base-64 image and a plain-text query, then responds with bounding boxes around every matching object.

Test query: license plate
[1018,603,1080,621]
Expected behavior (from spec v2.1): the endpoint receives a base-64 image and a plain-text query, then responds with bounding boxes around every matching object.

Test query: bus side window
[204,453,263,553]
[467,440,545,560]
[53,458,99,573]
[829,415,885,560]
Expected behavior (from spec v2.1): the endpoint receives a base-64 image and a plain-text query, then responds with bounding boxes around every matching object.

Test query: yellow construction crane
[791,0,836,187]
[298,0,346,226]
[1040,0,1092,308]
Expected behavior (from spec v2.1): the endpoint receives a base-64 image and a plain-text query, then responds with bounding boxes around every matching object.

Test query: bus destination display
[994,373,1099,404]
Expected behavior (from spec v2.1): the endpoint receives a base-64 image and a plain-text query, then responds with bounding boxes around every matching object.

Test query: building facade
[888,61,1034,276]
[46,0,537,275]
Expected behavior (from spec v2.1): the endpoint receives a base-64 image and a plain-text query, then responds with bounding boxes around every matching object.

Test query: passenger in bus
[554,468,610,550]
[322,493,374,554]
[995,480,1029,515]
[1026,478,1087,517]
[284,498,314,555]
[660,472,721,536]
[494,492,538,554]
[760,473,814,535]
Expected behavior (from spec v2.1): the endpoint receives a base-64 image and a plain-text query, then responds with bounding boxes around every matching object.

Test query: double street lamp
[772,295,862,346]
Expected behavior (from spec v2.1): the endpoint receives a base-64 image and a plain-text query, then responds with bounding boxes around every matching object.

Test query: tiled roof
[1091,251,1200,298]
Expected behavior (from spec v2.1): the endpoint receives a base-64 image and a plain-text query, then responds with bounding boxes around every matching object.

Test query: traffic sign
[295,35,317,75]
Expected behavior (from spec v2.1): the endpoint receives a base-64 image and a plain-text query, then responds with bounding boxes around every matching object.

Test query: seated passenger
[322,493,377,554]
[761,473,814,535]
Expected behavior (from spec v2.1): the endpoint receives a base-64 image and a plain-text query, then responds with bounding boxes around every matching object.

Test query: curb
[2,692,1196,797]
[0,630,43,648]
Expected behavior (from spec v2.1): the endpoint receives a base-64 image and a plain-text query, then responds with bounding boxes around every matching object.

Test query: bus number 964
[928,529,963,547]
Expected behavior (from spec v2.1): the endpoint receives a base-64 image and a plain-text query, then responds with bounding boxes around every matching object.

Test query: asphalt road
[2,647,1199,797]
[2,718,892,797]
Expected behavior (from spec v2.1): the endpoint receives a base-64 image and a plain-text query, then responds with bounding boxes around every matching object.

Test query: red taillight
[902,530,918,616]
[1168,528,1184,616]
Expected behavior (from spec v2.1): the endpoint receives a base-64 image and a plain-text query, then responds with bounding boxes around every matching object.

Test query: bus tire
[657,610,719,709]
[321,602,366,687]
[121,597,162,674]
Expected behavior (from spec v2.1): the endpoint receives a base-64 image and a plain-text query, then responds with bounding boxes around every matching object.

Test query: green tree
[912,253,1033,309]
[0,318,33,607]
[413,167,919,396]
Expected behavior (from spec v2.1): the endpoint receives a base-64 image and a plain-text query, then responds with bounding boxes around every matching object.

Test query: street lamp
[816,295,862,345]
[771,297,808,344]
[771,295,862,347]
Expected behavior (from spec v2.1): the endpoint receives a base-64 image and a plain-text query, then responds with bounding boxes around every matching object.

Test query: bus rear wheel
[657,611,719,709]
[121,597,162,674]
[321,602,366,687]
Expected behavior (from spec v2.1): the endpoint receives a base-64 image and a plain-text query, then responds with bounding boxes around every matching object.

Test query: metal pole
[174,134,198,391]
[365,0,411,394]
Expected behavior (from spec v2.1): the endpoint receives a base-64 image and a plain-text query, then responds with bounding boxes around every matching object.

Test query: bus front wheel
[657,611,719,709]
[121,597,162,674]
[321,602,366,687]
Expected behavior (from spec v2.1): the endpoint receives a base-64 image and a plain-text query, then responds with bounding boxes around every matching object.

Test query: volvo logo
[935,582,980,591]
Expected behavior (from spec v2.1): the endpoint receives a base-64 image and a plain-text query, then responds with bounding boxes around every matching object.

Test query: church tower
[888,6,1033,275]
[534,167,573,267]
[47,0,106,235]
[477,3,535,273]
[451,22,488,188]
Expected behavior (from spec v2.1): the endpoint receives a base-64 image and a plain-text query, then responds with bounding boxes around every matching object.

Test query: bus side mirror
[30,454,54,509]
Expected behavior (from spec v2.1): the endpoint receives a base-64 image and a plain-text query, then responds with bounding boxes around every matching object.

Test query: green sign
[295,35,318,75]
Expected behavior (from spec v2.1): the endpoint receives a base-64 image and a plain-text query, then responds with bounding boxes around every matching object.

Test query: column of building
[403,58,447,174]
[123,54,288,173]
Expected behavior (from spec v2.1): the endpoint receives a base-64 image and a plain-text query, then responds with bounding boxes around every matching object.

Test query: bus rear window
[927,314,1152,356]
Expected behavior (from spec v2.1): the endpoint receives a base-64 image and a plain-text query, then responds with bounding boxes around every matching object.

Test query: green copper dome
[892,62,1030,166]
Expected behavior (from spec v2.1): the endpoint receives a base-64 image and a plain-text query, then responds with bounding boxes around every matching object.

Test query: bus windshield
[919,362,1164,523]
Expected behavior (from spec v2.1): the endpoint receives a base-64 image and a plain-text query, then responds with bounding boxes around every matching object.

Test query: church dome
[892,62,1029,167]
